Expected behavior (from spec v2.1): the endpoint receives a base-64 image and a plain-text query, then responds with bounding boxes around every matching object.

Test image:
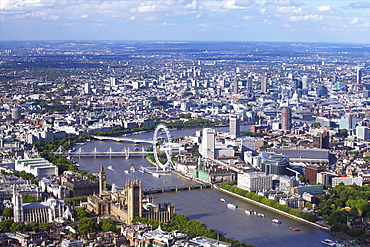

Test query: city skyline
[1,0,370,43]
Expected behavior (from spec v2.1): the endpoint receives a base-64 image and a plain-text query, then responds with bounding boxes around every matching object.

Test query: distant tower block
[356,68,362,90]
[281,107,292,131]
[230,115,240,139]
[110,77,116,87]
[84,82,91,94]
[302,75,309,90]
[12,108,21,120]
[232,78,238,94]
[261,76,268,93]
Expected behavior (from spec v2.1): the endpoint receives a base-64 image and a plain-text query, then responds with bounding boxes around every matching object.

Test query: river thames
[74,127,342,247]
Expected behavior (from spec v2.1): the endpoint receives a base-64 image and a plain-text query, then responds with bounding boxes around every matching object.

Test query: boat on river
[272,219,281,224]
[124,170,129,174]
[152,173,160,178]
[227,203,237,209]
[107,166,114,170]
[290,226,301,232]
[219,198,225,202]
[245,209,255,215]
[130,166,136,172]
[257,213,265,218]
[321,239,337,246]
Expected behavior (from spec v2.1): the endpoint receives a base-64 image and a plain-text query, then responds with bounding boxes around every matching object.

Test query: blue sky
[1,0,370,43]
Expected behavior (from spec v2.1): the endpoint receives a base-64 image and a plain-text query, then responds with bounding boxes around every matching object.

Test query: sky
[1,0,370,43]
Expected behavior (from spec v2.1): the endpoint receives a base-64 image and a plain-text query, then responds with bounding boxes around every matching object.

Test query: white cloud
[350,17,359,24]
[43,14,59,20]
[198,23,209,27]
[289,14,323,22]
[184,0,197,9]
[128,16,137,21]
[317,5,332,12]
[130,3,157,13]
[223,0,247,10]
[80,14,88,19]
[144,16,156,21]
[266,0,304,7]
[277,6,301,14]
[344,2,370,9]
[14,10,46,18]
[91,23,105,27]
[163,22,176,25]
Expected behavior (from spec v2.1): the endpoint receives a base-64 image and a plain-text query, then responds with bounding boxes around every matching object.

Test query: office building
[356,126,369,141]
[84,82,91,94]
[302,75,309,90]
[229,115,240,139]
[237,172,273,192]
[305,166,326,184]
[313,131,330,149]
[357,68,362,88]
[340,113,357,131]
[261,76,268,93]
[281,106,292,131]
[258,152,290,175]
[331,176,363,187]
[232,78,238,94]
[200,128,215,159]
[110,77,116,87]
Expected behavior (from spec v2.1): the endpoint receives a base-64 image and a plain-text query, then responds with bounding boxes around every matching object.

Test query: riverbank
[214,185,331,231]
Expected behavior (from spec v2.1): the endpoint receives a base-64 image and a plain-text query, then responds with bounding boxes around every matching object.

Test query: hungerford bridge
[54,124,173,169]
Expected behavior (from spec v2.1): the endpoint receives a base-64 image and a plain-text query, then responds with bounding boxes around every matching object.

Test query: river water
[75,127,341,247]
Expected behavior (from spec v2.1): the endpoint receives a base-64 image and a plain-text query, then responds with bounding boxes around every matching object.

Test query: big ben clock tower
[99,165,106,195]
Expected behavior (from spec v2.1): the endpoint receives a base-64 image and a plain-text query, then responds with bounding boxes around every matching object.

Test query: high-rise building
[261,76,268,93]
[281,107,292,131]
[84,82,91,94]
[229,115,240,139]
[356,68,362,87]
[110,77,116,87]
[232,78,238,94]
[302,75,309,90]
[339,113,357,131]
[356,126,369,141]
[246,76,253,93]
[313,131,330,149]
[200,128,215,159]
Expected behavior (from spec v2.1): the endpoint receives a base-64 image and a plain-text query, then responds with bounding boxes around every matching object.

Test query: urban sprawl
[0,41,369,246]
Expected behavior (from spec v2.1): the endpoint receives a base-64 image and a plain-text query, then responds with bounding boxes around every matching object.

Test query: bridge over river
[142,183,212,194]
[92,135,153,144]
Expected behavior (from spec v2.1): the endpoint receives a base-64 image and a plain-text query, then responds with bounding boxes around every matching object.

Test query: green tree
[0,219,14,232]
[78,217,98,236]
[2,207,13,217]
[100,219,117,232]
[76,207,88,220]
[311,122,321,128]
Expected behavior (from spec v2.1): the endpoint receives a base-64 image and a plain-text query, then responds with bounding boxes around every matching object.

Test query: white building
[237,172,273,192]
[15,158,58,177]
[356,126,369,141]
[200,128,215,159]
[331,176,363,187]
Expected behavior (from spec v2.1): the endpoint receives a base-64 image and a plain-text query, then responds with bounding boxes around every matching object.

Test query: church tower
[12,186,24,223]
[125,179,142,222]
[99,165,106,195]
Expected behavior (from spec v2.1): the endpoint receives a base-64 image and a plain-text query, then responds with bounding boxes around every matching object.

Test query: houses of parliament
[83,166,175,224]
